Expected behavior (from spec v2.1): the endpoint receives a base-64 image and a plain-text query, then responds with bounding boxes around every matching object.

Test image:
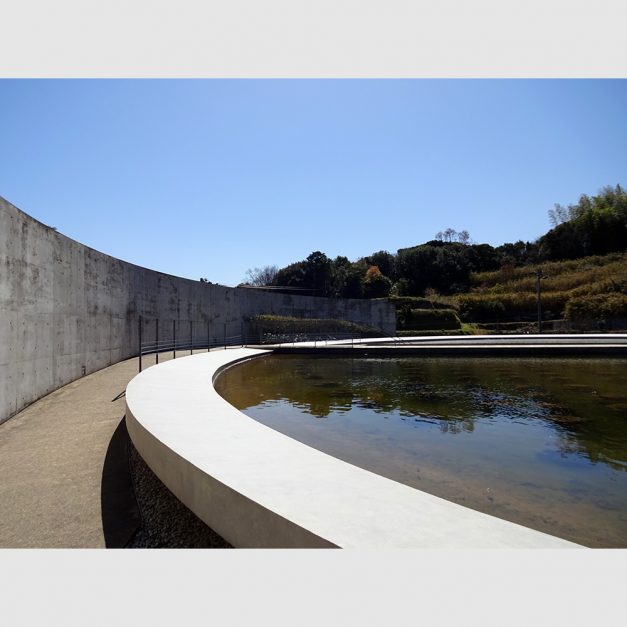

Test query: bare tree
[435,228,470,243]
[458,229,470,244]
[243,265,278,286]
[548,203,570,227]
[443,227,457,242]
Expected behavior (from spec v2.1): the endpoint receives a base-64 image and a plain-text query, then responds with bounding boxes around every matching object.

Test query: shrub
[564,293,627,320]
[471,253,626,290]
[247,315,382,339]
[457,296,506,321]
[384,295,457,311]
[400,308,461,330]
[457,291,572,321]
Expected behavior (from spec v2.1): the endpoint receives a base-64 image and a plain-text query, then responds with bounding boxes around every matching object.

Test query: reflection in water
[215,355,627,547]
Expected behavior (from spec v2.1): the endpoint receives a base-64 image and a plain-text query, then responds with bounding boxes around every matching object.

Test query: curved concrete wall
[125,349,581,548]
[0,196,395,424]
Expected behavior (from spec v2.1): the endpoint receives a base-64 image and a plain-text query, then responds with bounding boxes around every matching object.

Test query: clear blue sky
[1,79,626,286]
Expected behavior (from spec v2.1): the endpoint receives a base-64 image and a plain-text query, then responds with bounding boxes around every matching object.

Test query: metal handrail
[137,315,388,372]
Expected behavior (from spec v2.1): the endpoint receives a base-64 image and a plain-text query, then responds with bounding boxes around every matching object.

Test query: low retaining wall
[125,348,581,548]
[0,196,395,423]
[269,333,627,357]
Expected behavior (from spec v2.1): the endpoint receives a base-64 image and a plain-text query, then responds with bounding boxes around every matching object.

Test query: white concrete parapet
[125,349,583,548]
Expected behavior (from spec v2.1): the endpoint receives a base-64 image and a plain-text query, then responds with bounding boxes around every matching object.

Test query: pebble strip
[126,441,232,549]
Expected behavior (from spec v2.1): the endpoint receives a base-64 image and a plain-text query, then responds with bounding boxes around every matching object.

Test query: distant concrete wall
[0,196,396,424]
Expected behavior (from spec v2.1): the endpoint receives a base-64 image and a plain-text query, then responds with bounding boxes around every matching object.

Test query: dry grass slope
[457,253,627,322]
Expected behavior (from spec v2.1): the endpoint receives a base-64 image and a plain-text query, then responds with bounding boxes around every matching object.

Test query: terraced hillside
[456,252,627,327]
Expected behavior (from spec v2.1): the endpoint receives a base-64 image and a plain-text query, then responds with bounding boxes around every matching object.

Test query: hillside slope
[456,252,627,325]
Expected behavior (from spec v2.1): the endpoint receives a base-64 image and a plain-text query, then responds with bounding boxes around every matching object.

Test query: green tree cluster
[270,240,502,298]
[258,185,627,300]
[539,185,627,260]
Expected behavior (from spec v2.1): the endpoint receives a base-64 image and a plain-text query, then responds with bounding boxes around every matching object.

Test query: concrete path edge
[125,348,583,549]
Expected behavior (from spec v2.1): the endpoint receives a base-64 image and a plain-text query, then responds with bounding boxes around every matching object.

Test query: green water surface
[215,355,627,547]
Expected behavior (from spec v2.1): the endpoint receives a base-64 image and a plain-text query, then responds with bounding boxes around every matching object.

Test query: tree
[273,260,307,288]
[540,185,627,260]
[271,251,334,295]
[464,243,500,273]
[435,228,471,244]
[362,265,393,298]
[244,265,278,286]
[365,250,396,280]
[458,230,471,245]
[396,243,473,295]
[443,228,457,242]
[302,251,334,295]
[496,240,540,267]
[548,203,569,227]
[396,245,442,294]
[334,257,367,298]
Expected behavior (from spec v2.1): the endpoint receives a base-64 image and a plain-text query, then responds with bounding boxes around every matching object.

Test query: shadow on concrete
[100,416,142,548]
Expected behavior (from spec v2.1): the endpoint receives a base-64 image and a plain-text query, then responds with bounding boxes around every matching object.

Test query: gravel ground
[126,442,232,549]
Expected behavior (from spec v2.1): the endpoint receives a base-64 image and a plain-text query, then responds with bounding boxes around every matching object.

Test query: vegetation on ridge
[246,315,382,342]
[241,185,627,328]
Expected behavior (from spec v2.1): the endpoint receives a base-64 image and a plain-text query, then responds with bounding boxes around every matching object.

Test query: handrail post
[138,315,143,372]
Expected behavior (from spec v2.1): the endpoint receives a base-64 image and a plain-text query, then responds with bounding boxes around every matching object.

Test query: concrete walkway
[0,350,207,548]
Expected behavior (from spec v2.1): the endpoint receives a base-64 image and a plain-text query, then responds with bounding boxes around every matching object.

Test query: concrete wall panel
[0,196,396,423]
